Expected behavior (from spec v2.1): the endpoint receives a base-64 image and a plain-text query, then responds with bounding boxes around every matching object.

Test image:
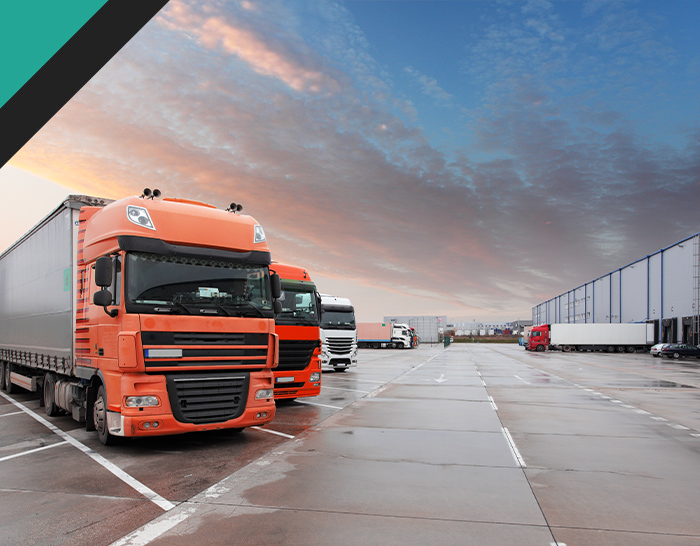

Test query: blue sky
[3,0,700,322]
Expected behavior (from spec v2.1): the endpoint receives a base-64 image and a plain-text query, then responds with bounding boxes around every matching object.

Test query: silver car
[650,343,669,357]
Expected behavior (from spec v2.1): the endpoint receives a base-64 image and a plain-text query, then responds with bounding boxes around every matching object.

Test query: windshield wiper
[221,302,268,318]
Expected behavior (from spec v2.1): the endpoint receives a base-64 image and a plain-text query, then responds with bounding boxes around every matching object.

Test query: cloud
[404,66,454,106]
[6,0,700,322]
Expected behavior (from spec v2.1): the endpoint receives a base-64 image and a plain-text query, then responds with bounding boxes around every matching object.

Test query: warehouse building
[532,233,700,345]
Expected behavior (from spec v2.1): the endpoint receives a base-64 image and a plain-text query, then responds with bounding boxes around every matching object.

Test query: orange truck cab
[269,263,321,401]
[0,192,281,444]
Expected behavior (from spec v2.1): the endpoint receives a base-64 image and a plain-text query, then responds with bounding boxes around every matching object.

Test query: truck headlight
[125,396,159,407]
[309,372,320,382]
[255,389,273,399]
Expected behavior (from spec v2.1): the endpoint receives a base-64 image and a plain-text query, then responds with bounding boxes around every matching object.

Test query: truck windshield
[125,252,273,317]
[276,280,319,326]
[320,310,356,330]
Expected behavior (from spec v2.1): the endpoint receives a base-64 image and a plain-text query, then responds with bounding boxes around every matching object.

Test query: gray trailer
[0,195,111,402]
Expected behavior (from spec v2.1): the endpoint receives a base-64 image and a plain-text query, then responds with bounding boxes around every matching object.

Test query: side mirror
[93,289,113,307]
[273,300,283,315]
[270,273,282,300]
[95,256,112,287]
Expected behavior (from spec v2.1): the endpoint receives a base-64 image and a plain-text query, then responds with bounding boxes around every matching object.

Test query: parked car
[650,343,670,357]
[659,343,700,359]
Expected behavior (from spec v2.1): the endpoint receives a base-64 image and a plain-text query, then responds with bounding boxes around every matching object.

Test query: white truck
[357,322,412,349]
[526,323,656,353]
[319,294,358,371]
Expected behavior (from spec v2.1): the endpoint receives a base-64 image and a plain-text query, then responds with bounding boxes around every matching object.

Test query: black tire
[626,346,636,353]
[43,373,61,417]
[94,385,120,445]
[607,346,615,353]
[0,362,5,391]
[396,341,404,349]
[4,362,16,394]
[372,343,380,349]
[536,344,545,352]
[673,352,680,359]
[617,346,625,353]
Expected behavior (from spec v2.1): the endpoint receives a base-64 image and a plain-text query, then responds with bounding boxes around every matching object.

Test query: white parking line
[0,391,175,512]
[321,385,371,394]
[0,440,69,462]
[0,411,24,418]
[502,427,526,467]
[514,375,531,385]
[251,426,295,439]
[295,400,343,410]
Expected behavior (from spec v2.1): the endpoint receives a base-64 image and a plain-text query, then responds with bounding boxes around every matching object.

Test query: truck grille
[277,340,318,371]
[142,331,268,370]
[165,372,249,424]
[326,337,353,354]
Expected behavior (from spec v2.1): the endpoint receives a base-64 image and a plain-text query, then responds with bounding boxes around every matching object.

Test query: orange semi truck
[0,191,281,444]
[270,263,321,401]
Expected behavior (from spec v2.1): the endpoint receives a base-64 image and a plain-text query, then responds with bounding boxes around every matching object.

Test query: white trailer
[550,323,655,352]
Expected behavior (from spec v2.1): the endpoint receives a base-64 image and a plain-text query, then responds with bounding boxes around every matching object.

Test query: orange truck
[0,191,281,444]
[269,263,321,400]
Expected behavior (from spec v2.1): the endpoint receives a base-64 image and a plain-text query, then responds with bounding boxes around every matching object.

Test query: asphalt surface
[2,344,700,545]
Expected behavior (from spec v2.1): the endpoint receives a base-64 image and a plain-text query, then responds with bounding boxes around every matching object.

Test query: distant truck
[271,263,321,400]
[0,192,281,444]
[525,323,655,353]
[357,322,413,349]
[319,294,358,371]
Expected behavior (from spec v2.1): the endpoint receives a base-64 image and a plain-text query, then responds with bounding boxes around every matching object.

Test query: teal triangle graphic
[0,1,108,108]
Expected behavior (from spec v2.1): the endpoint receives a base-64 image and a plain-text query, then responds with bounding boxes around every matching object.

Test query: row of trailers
[532,233,700,346]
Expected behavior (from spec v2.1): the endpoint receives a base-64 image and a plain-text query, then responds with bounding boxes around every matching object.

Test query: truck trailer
[0,192,281,444]
[271,262,321,400]
[525,323,656,353]
[319,294,357,371]
[357,322,413,349]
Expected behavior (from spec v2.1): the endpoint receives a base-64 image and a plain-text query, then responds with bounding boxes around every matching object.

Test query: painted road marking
[0,391,175,512]
[321,385,371,394]
[0,411,24,418]
[502,427,526,467]
[295,400,343,410]
[0,440,69,462]
[251,426,295,439]
[514,375,531,385]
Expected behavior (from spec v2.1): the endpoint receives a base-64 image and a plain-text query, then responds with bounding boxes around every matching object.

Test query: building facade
[532,233,700,344]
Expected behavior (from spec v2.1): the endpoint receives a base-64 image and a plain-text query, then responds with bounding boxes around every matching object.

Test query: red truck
[270,263,321,401]
[0,191,281,444]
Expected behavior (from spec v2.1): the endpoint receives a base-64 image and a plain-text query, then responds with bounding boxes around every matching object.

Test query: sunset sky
[3,0,700,323]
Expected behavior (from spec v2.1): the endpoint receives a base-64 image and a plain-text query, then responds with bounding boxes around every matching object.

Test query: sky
[3,0,700,323]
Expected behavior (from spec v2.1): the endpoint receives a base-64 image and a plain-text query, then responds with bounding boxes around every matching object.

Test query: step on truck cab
[0,191,281,444]
[319,294,358,371]
[270,263,321,400]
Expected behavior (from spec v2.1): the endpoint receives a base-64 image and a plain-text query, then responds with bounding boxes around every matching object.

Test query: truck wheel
[372,343,380,349]
[396,341,404,349]
[606,346,615,353]
[94,385,120,445]
[43,373,61,417]
[536,345,544,352]
[0,362,5,391]
[673,352,681,359]
[4,363,16,394]
[626,346,636,353]
[616,346,625,353]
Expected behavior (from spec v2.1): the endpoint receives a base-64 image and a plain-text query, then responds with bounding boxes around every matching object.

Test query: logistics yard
[2,344,700,546]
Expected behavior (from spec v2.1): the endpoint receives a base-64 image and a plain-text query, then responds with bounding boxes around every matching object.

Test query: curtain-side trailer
[0,192,282,444]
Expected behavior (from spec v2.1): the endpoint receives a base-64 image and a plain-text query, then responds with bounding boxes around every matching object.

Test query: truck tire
[673,352,681,359]
[396,341,404,349]
[626,346,636,353]
[94,385,120,445]
[4,363,17,394]
[536,344,544,352]
[0,362,5,391]
[43,373,61,417]
[606,346,615,353]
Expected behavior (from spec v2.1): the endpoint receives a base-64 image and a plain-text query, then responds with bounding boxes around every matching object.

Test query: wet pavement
[3,343,700,545]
